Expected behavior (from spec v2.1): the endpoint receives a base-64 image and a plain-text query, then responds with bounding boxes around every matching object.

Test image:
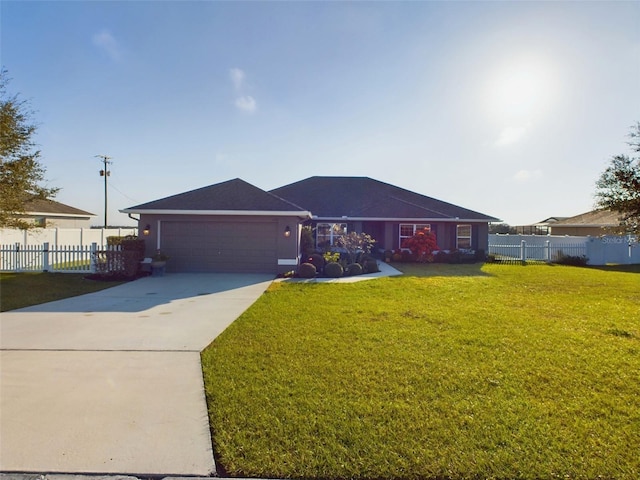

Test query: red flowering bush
[401,229,440,262]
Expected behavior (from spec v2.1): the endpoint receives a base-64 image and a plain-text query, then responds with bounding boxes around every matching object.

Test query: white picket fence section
[489,234,640,265]
[0,242,120,273]
[489,240,587,263]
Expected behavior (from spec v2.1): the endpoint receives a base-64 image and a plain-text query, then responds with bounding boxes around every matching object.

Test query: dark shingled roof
[124,178,307,213]
[271,176,499,221]
[24,198,94,217]
[551,209,621,227]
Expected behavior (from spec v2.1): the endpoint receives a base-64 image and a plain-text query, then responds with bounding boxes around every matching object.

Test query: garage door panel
[160,221,277,273]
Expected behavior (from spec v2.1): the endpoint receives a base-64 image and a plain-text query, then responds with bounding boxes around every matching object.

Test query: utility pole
[95,155,112,228]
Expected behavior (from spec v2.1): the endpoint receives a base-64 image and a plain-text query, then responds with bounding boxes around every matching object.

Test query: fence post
[545,240,551,263]
[43,242,50,272]
[520,240,526,262]
[90,242,98,273]
[14,242,20,272]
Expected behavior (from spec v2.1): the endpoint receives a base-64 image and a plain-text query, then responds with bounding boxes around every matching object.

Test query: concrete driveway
[0,273,273,476]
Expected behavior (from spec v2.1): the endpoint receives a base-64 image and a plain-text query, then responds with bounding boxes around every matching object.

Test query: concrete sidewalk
[0,273,273,476]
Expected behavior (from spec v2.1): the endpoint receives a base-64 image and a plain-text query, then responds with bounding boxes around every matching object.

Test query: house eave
[311,216,497,223]
[551,224,617,228]
[120,208,312,219]
[24,211,94,219]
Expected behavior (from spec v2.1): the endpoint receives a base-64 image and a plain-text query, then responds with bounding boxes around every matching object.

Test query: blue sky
[2,1,639,227]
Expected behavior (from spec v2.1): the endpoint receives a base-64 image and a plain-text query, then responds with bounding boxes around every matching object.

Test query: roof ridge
[387,195,450,218]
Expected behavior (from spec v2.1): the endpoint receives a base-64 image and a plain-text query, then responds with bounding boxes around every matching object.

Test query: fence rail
[0,242,120,273]
[489,240,587,263]
[488,234,639,265]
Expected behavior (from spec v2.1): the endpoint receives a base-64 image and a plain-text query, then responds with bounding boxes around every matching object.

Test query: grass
[0,272,125,311]
[202,263,640,479]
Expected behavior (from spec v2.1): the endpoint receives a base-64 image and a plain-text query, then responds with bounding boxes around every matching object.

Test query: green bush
[363,259,379,273]
[323,251,340,263]
[324,262,344,278]
[298,263,317,278]
[300,226,315,255]
[307,253,325,273]
[553,254,589,266]
[345,263,363,276]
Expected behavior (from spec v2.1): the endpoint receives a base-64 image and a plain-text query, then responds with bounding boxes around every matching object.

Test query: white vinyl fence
[489,234,640,265]
[0,227,137,247]
[0,242,121,273]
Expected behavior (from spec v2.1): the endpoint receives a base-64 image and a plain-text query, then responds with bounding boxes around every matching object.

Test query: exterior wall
[307,220,490,253]
[16,215,93,228]
[550,226,612,236]
[475,223,489,252]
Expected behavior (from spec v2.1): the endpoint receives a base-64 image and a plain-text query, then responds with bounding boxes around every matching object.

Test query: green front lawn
[0,272,124,311]
[202,263,640,479]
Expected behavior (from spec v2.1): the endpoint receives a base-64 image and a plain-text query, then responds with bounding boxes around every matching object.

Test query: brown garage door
[160,220,278,273]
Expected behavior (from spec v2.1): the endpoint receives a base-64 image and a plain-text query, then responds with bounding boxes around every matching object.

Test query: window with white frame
[456,224,472,249]
[399,224,431,248]
[316,223,347,249]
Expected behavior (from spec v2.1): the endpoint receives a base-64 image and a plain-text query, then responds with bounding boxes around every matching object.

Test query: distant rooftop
[24,198,94,217]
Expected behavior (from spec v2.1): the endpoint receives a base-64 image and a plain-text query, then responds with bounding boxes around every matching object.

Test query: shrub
[324,262,344,278]
[323,251,340,263]
[433,251,449,263]
[401,250,415,262]
[300,226,315,255]
[334,231,376,264]
[391,252,403,262]
[363,259,379,273]
[345,263,363,276]
[553,254,589,266]
[298,263,317,278]
[401,228,439,262]
[106,234,137,246]
[307,253,325,272]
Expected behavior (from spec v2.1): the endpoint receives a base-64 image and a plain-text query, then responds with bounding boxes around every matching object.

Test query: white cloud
[229,68,257,113]
[92,29,121,61]
[495,125,528,146]
[229,68,245,91]
[235,95,257,113]
[513,169,543,182]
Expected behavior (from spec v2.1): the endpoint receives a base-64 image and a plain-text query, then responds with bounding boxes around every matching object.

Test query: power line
[108,180,139,203]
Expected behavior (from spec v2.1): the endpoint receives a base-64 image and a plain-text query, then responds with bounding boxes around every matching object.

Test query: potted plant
[151,250,169,276]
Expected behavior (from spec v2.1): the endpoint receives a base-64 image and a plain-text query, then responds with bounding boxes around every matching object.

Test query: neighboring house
[18,198,95,228]
[121,178,311,274]
[271,176,499,255]
[515,216,569,235]
[122,177,498,274]
[549,209,622,236]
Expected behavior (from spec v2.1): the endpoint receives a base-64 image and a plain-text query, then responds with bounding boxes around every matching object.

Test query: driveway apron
[0,273,273,476]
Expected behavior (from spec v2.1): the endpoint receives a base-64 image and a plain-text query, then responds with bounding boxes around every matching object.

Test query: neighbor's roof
[270,176,499,222]
[551,209,621,227]
[121,178,311,217]
[534,216,569,225]
[24,198,94,218]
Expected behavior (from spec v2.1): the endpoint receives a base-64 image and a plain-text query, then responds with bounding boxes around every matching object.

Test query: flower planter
[151,260,166,277]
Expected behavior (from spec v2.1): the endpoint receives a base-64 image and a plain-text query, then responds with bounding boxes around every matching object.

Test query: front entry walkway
[0,273,273,476]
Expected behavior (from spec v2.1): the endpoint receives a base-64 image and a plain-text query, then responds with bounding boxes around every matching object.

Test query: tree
[594,122,640,234]
[0,68,58,229]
